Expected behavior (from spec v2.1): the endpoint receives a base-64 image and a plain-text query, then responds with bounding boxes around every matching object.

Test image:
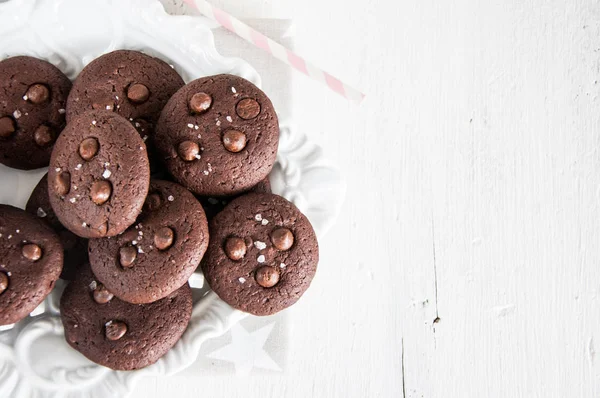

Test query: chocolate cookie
[155,74,279,196]
[48,110,150,238]
[66,50,184,149]
[89,180,208,304]
[60,264,192,370]
[198,176,272,221]
[0,205,63,325]
[0,56,72,170]
[25,174,87,280]
[201,193,318,316]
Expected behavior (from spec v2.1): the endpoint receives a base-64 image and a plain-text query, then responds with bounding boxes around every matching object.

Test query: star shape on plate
[206,322,281,375]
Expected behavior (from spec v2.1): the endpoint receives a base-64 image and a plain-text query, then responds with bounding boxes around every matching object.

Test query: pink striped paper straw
[183,0,365,104]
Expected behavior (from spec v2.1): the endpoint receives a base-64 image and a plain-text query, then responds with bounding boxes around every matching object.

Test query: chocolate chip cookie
[48,110,150,238]
[0,205,63,325]
[89,180,208,304]
[155,74,279,196]
[25,174,87,280]
[0,56,72,170]
[201,193,319,316]
[60,264,192,370]
[66,50,184,149]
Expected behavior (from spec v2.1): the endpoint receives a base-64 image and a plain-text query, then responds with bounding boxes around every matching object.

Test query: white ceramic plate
[0,0,345,397]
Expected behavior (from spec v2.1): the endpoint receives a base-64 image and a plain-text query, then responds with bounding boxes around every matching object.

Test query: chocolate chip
[222,130,247,153]
[178,141,200,162]
[25,84,50,104]
[225,237,246,261]
[154,227,174,250]
[79,138,99,161]
[105,321,127,341]
[92,98,115,111]
[236,98,261,120]
[127,83,150,104]
[270,228,294,251]
[97,222,108,237]
[90,181,112,205]
[189,92,212,114]
[34,125,54,147]
[0,116,16,138]
[255,266,280,288]
[0,272,8,294]
[54,171,71,196]
[22,243,42,261]
[144,193,162,212]
[93,284,114,304]
[119,246,137,268]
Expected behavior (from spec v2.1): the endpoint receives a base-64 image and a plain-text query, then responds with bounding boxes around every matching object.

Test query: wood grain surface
[131,1,600,397]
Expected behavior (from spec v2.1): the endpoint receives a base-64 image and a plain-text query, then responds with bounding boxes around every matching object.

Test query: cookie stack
[0,50,319,371]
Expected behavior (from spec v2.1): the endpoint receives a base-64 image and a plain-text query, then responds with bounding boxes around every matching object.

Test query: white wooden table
[133,1,600,396]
